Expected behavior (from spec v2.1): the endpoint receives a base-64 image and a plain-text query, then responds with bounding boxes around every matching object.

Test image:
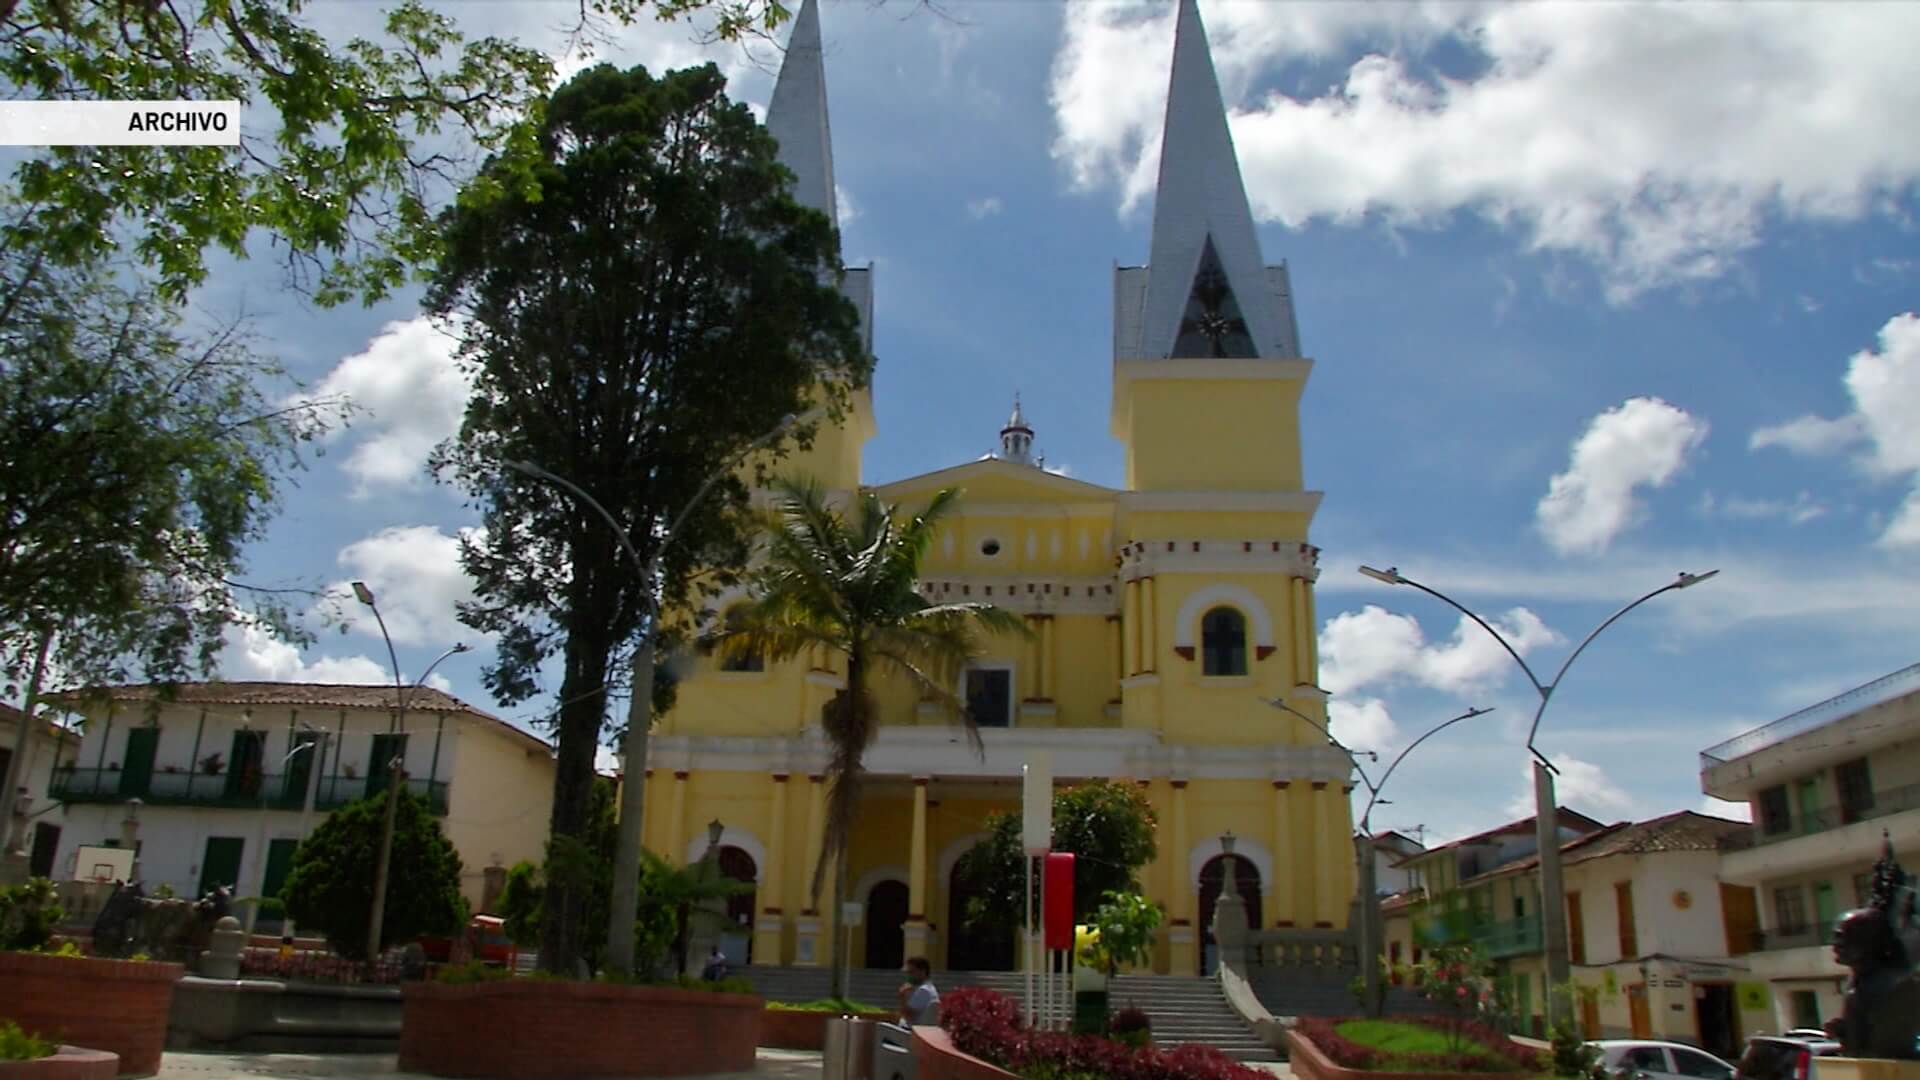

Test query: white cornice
[944,502,1116,520]
[916,576,1119,616]
[872,457,1118,501]
[1116,538,1321,581]
[1118,491,1322,515]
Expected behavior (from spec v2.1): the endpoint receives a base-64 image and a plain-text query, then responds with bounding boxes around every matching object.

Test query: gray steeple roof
[1114,0,1301,361]
[766,0,836,225]
[764,0,872,354]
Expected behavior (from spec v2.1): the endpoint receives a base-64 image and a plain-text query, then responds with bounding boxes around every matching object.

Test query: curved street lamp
[1353,564,1717,1023]
[1264,696,1492,1015]
[352,580,472,967]
[508,406,820,977]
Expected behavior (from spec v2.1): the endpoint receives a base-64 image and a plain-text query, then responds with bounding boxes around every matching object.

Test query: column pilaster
[904,777,932,960]
[1140,577,1157,673]
[1039,617,1055,700]
[1123,580,1141,675]
[1290,577,1310,686]
[667,770,689,866]
[1312,781,1338,927]
[1106,616,1123,701]
[1169,778,1194,975]
[755,773,790,964]
[1271,780,1296,927]
[796,774,827,965]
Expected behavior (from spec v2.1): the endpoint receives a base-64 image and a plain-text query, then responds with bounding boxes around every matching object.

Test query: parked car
[1732,1034,1842,1080]
[419,915,519,967]
[1592,1039,1737,1080]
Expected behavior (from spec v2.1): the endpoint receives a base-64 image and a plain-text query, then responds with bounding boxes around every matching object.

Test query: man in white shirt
[897,956,940,1026]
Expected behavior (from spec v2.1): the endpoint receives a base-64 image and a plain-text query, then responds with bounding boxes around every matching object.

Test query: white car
[1592,1039,1737,1080]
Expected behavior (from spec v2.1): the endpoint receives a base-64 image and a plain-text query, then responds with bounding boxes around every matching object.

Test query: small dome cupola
[999,395,1035,465]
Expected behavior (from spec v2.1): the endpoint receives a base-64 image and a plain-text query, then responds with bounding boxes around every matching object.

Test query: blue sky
[183,0,1920,845]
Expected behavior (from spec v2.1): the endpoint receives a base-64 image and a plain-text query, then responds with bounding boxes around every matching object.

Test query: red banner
[1044,852,1075,950]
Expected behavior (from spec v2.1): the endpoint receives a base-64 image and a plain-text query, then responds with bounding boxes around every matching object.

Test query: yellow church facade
[634,0,1357,978]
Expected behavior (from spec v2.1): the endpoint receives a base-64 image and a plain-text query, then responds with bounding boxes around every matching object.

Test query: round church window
[980,538,1001,557]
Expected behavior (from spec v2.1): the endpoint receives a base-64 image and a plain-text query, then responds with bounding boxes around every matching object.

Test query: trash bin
[873,1022,916,1080]
[824,1017,871,1080]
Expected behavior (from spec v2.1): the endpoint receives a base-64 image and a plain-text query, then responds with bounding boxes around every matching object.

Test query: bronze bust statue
[1825,835,1920,1059]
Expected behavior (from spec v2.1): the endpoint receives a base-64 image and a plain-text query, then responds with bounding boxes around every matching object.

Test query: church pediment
[872,457,1117,509]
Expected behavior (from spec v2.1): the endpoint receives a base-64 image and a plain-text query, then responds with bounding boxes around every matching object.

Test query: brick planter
[761,1008,895,1050]
[401,980,763,1078]
[912,1027,1016,1080]
[1284,1027,1539,1080]
[0,1047,119,1080]
[0,952,183,1078]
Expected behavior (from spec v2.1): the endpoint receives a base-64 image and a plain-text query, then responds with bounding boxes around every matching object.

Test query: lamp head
[452,643,472,654]
[351,581,376,607]
[1675,569,1720,589]
[1358,565,1405,586]
[708,818,725,848]
[1220,830,1236,856]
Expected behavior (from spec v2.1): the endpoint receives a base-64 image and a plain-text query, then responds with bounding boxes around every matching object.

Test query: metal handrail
[1702,660,1920,766]
[1720,780,1920,850]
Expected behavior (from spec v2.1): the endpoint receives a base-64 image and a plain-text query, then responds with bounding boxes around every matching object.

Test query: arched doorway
[1198,854,1263,975]
[946,865,1015,972]
[865,880,909,970]
[716,846,757,966]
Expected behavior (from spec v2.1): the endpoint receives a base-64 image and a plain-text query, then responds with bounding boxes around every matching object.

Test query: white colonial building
[45,683,556,915]
[1,702,76,880]
[1700,660,1920,1034]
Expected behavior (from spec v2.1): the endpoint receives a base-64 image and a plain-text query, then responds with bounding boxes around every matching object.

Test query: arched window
[719,605,764,672]
[1201,606,1247,676]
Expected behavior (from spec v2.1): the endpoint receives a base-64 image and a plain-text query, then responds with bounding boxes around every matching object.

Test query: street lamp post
[242,725,326,936]
[508,408,817,978]
[1264,697,1492,1016]
[1354,565,1718,1025]
[352,579,471,968]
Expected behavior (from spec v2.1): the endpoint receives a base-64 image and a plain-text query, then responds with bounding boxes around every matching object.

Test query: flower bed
[0,952,183,1078]
[761,1001,896,1050]
[940,986,1268,1080]
[400,975,762,1078]
[1286,1017,1544,1080]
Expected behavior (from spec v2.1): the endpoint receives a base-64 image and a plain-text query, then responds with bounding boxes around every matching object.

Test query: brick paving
[154,1048,828,1080]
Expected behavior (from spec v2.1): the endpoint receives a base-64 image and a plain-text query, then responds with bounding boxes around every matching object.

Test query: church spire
[1129,0,1299,361]
[765,0,837,225]
[999,395,1035,465]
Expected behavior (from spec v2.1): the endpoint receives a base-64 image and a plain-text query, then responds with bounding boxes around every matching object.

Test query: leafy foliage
[1081,892,1163,976]
[1292,1017,1543,1073]
[769,998,891,1013]
[940,986,1268,1080]
[279,790,466,958]
[0,1019,54,1061]
[493,778,746,975]
[0,0,793,306]
[0,877,63,952]
[0,253,342,693]
[717,477,1023,993]
[1402,942,1502,1056]
[429,59,867,976]
[956,780,1159,932]
[1548,983,1608,1079]
[1348,953,1391,1017]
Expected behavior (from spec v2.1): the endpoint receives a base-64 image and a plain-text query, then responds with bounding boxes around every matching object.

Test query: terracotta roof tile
[1466,811,1747,884]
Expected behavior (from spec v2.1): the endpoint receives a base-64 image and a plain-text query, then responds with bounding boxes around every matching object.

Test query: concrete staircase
[737,967,1280,1063]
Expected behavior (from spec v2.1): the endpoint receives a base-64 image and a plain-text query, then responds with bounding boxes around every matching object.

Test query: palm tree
[715,476,1027,998]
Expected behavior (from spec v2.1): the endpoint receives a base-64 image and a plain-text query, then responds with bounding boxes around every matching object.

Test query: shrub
[942,987,1265,1080]
[0,878,63,952]
[0,1019,55,1061]
[279,790,466,958]
[771,998,890,1013]
[435,960,512,985]
[1294,1016,1545,1073]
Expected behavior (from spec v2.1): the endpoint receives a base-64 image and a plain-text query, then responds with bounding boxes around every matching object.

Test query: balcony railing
[1702,660,1920,767]
[1473,914,1543,959]
[1756,918,1842,952]
[52,767,450,814]
[1721,781,1920,851]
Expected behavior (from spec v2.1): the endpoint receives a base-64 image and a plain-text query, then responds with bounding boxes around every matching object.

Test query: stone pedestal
[902,920,930,964]
[795,915,823,966]
[1168,925,1196,977]
[754,915,785,967]
[200,916,246,979]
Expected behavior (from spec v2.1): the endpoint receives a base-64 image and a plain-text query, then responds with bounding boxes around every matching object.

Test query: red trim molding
[763,907,783,915]
[673,770,690,781]
[1170,779,1189,789]
[1256,646,1277,660]
[1272,780,1291,790]
[1172,646,1195,661]
[1311,781,1328,790]
[771,773,790,783]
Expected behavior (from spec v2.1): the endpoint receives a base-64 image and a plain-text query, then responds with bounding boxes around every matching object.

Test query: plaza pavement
[152,1047,1290,1080]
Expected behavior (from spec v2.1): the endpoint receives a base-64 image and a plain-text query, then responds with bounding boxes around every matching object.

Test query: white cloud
[220,620,393,685]
[836,184,859,228]
[311,318,470,496]
[1749,312,1920,547]
[315,526,485,647]
[1503,753,1637,820]
[967,196,1003,220]
[1048,1,1920,298]
[1043,462,1073,477]
[1319,603,1562,698]
[1697,490,1827,525]
[1537,397,1708,556]
[1700,795,1752,823]
[1329,696,1398,754]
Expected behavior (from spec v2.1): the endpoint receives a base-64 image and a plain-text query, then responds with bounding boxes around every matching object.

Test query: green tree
[0,253,342,695]
[279,790,466,959]
[1080,891,1163,977]
[428,60,868,977]
[954,779,1159,933]
[0,0,792,306]
[717,477,1025,998]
